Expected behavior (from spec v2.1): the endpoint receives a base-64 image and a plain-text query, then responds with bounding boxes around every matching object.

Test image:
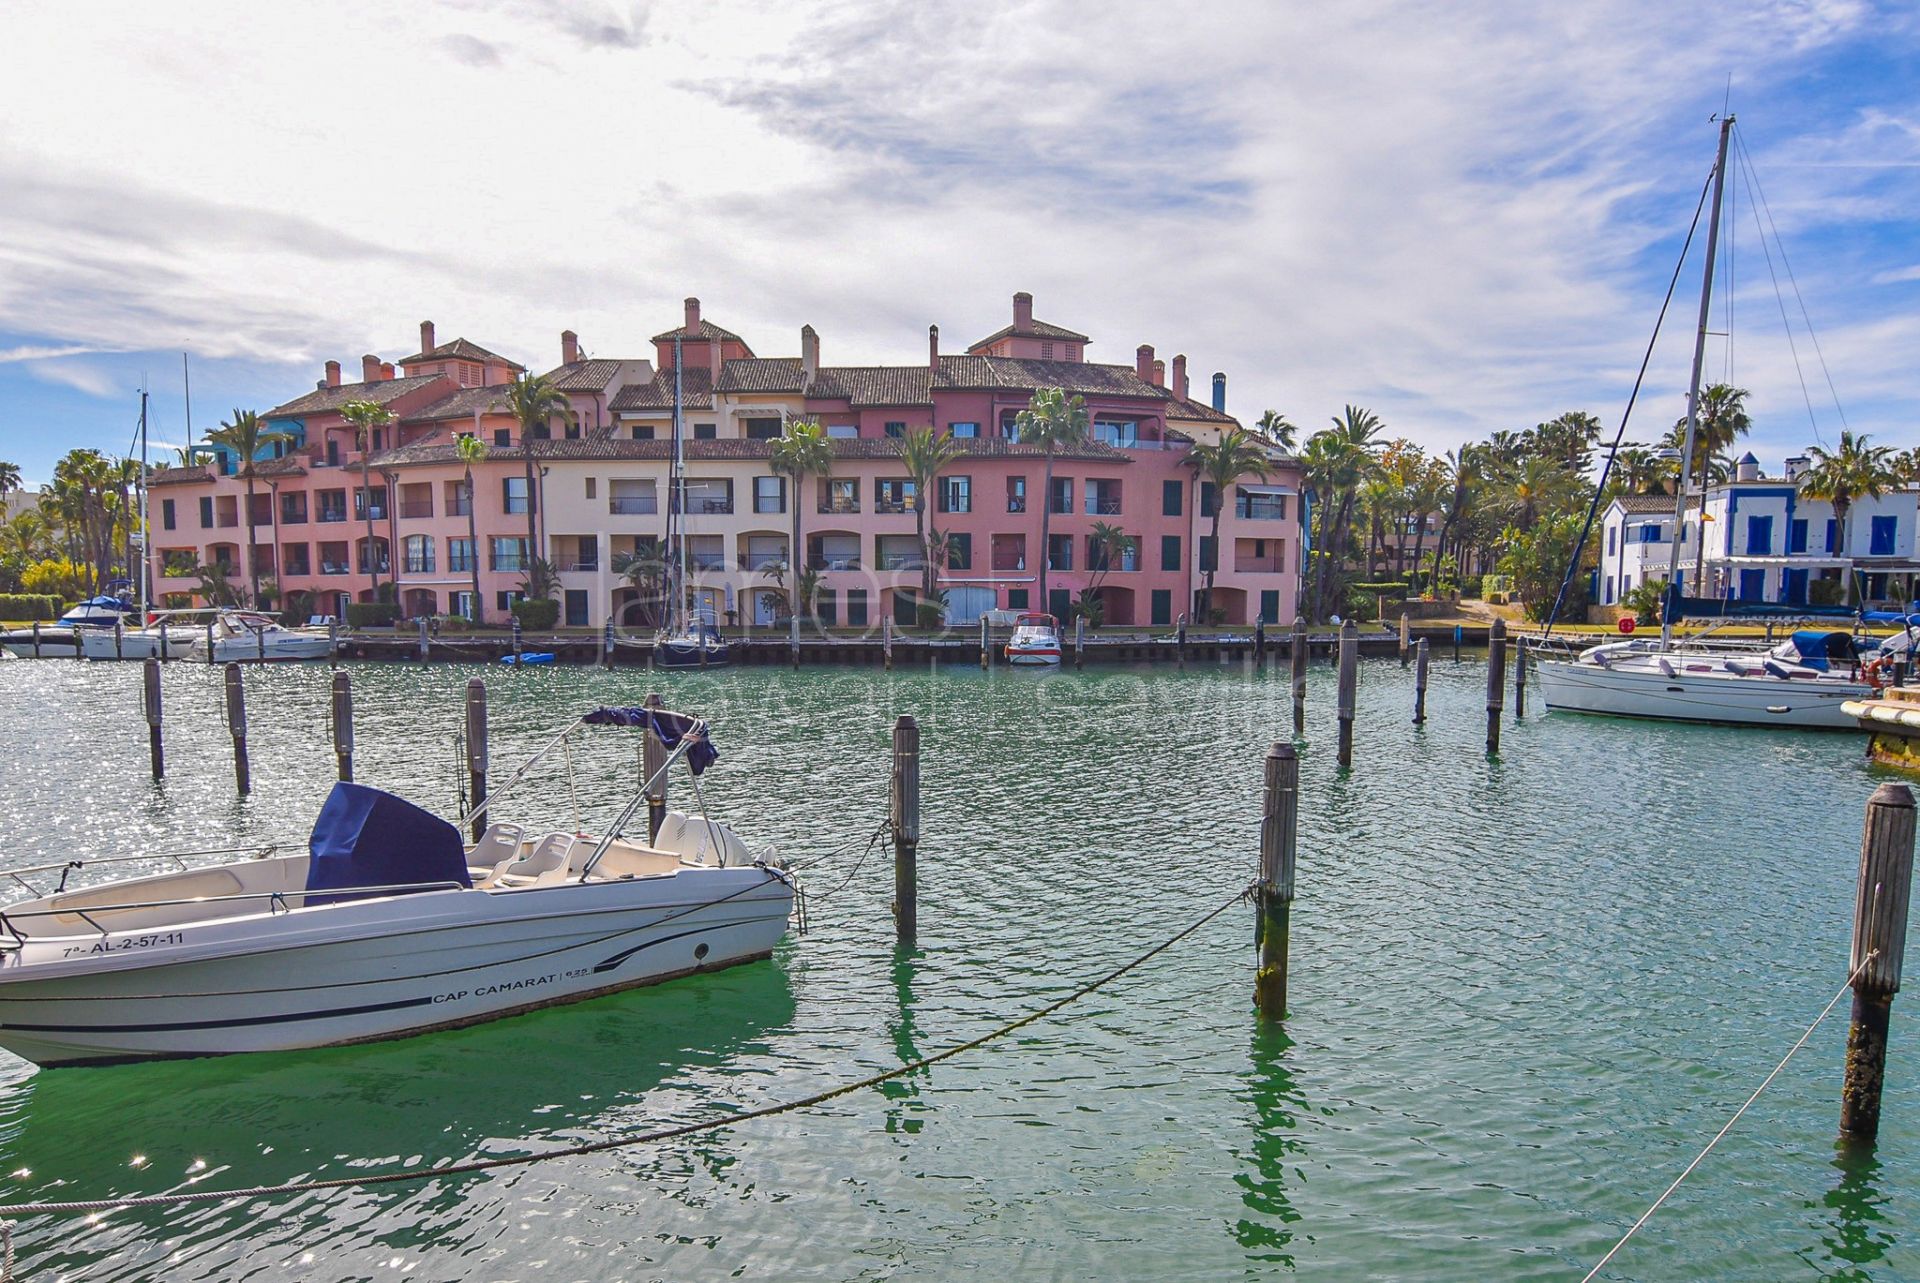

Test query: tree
[898,426,961,609]
[1299,407,1384,618]
[1800,430,1898,606]
[769,419,834,619]
[339,399,396,600]
[205,408,294,606]
[1609,447,1672,497]
[1667,383,1751,497]
[1255,410,1297,452]
[505,372,570,556]
[0,460,19,503]
[613,541,670,628]
[1013,387,1090,613]
[1082,519,1135,615]
[1185,427,1273,619]
[455,431,489,623]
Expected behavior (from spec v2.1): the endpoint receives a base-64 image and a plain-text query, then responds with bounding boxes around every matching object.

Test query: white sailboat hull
[77,629,198,661]
[0,869,792,1066]
[1533,657,1869,729]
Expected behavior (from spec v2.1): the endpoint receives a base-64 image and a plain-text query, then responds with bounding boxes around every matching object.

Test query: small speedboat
[0,705,792,1066]
[191,611,332,663]
[58,595,138,629]
[1005,612,1063,666]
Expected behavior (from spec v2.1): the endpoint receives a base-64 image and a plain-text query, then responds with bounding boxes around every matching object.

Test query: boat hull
[205,634,332,662]
[0,871,792,1066]
[655,642,730,669]
[1533,658,1868,729]
[0,630,79,659]
[1005,647,1061,666]
[78,630,198,661]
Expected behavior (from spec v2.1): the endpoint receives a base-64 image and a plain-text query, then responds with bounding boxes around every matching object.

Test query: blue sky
[1,0,1917,487]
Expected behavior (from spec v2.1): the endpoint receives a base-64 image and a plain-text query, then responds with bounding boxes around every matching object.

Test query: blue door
[1738,568,1767,601]
[1783,568,1809,604]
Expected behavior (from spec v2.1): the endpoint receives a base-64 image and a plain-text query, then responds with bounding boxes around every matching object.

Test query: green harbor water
[0,653,1913,1281]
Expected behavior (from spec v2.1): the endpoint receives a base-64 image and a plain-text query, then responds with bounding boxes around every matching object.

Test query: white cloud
[0,343,104,363]
[0,0,1913,463]
[25,360,120,398]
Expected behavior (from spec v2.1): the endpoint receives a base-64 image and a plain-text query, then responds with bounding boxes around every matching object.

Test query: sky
[1,0,1917,487]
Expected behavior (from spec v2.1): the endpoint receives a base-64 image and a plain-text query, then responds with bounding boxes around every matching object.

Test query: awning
[583,707,718,774]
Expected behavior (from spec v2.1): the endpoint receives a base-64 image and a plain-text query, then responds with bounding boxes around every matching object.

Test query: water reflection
[1802,1144,1899,1279]
[880,948,927,1137]
[1232,1020,1305,1271]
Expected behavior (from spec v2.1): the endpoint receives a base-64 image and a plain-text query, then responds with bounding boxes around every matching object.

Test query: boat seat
[493,832,577,888]
[652,811,753,868]
[467,823,526,885]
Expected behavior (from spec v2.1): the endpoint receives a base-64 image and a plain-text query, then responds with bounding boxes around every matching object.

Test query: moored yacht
[1005,612,1063,666]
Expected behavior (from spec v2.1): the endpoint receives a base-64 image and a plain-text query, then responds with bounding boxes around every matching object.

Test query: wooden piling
[464,677,488,841]
[1513,637,1527,718]
[1177,615,1188,665]
[1486,618,1507,756]
[891,713,921,947]
[1254,616,1267,667]
[1074,615,1086,670]
[257,621,267,663]
[883,614,894,670]
[1398,612,1410,666]
[1336,619,1358,768]
[1290,615,1307,736]
[791,614,801,670]
[206,619,217,666]
[30,621,40,658]
[1413,637,1430,725]
[114,618,124,660]
[327,617,339,667]
[1255,740,1297,1019]
[223,664,250,795]
[1841,782,1917,1143]
[643,691,668,842]
[142,657,164,780]
[979,615,991,670]
[331,670,354,782]
[417,616,430,662]
[510,616,523,665]
[603,617,614,669]
[1453,623,1462,663]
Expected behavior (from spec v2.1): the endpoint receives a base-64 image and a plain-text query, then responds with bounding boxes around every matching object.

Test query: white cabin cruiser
[0,706,793,1066]
[76,608,207,661]
[190,611,332,662]
[1004,612,1063,666]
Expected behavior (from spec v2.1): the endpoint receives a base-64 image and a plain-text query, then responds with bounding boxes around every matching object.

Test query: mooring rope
[0,884,1252,1231]
[1577,949,1875,1283]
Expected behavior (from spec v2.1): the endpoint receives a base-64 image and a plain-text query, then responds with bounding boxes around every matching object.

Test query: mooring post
[891,713,921,947]
[979,615,991,670]
[1290,615,1308,735]
[206,618,217,666]
[465,677,488,841]
[1453,623,1462,664]
[510,615,523,665]
[603,616,614,670]
[30,620,40,658]
[417,615,430,662]
[1413,637,1430,725]
[1513,637,1528,718]
[1398,612,1410,667]
[1255,740,1297,1019]
[791,612,801,671]
[883,613,894,670]
[1336,619,1358,768]
[223,663,250,796]
[328,617,339,668]
[1486,618,1507,756]
[643,691,668,842]
[142,656,164,780]
[1074,614,1086,670]
[114,618,124,660]
[1254,616,1267,666]
[1177,614,1188,665]
[257,621,267,663]
[1841,782,1917,1143]
[331,669,354,783]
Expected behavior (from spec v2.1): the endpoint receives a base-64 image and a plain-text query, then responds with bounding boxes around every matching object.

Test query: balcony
[403,556,436,575]
[810,556,862,571]
[279,509,308,525]
[1085,498,1123,516]
[1235,499,1288,521]
[742,551,786,570]
[566,560,599,573]
[991,554,1027,572]
[215,515,239,529]
[282,559,311,578]
[356,558,391,576]
[446,496,472,517]
[1007,498,1027,514]
[880,553,925,571]
[609,497,658,515]
[318,508,349,524]
[875,499,910,515]
[1235,554,1286,573]
[399,501,435,519]
[356,506,388,522]
[691,555,728,572]
[818,499,862,515]
[674,498,733,515]
[320,561,351,576]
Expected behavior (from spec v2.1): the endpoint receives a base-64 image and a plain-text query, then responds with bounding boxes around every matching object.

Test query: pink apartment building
[149,295,1304,629]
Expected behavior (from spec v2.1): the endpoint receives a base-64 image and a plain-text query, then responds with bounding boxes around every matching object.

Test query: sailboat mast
[137,389,150,619]
[1662,113,1735,647]
[673,336,687,630]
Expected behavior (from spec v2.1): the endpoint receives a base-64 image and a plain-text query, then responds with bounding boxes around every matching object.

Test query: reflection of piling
[891,713,921,946]
[1398,612,1410,666]
[143,657,164,780]
[1413,638,1429,725]
[791,615,801,671]
[1335,619,1358,769]
[511,617,523,665]
[1841,782,1916,1143]
[224,664,250,795]
[1255,741,1297,1018]
[1486,619,1507,756]
[643,691,668,842]
[1513,638,1528,718]
[465,677,488,841]
[331,670,354,782]
[1290,616,1307,735]
[206,619,217,667]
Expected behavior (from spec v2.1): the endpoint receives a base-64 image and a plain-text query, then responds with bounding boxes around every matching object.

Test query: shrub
[915,600,946,629]
[1622,578,1666,626]
[0,593,62,621]
[436,614,473,634]
[511,597,560,630]
[20,558,86,598]
[346,602,399,628]
[1810,577,1845,607]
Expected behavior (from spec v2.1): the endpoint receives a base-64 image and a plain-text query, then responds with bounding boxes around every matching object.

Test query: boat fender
[1618,616,1636,634]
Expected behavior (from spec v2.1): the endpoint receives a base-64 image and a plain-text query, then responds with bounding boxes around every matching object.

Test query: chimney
[561,329,579,364]
[1013,291,1034,331]
[380,362,395,381]
[684,297,701,332]
[362,354,381,384]
[1735,452,1760,482]
[1151,358,1165,388]
[709,334,722,382]
[419,320,435,356]
[928,324,939,373]
[1172,354,1188,402]
[324,359,341,388]
[801,324,819,383]
[1211,371,1227,413]
[1135,344,1154,382]
[1785,454,1810,482]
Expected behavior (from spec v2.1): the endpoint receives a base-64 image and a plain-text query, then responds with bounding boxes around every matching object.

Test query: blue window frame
[1871,515,1897,556]
[1739,568,1767,601]
[1826,519,1837,552]
[1746,514,1773,555]
[1788,518,1808,554]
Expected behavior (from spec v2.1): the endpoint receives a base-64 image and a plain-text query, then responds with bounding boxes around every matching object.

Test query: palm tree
[205,408,294,606]
[613,542,671,627]
[769,419,834,621]
[1801,430,1899,606]
[1301,407,1384,618]
[1185,427,1273,619]
[0,460,20,505]
[1013,387,1091,613]
[898,426,961,609]
[505,372,570,557]
[1082,520,1135,616]
[1610,447,1670,496]
[1669,383,1751,498]
[455,431,489,623]
[339,399,396,600]
[1255,410,1297,452]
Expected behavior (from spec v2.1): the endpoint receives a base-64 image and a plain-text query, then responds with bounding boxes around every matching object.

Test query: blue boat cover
[305,782,471,904]
[582,706,719,774]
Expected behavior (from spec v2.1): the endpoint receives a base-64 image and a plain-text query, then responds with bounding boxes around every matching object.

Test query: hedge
[0,594,62,621]
[511,597,560,630]
[345,602,399,628]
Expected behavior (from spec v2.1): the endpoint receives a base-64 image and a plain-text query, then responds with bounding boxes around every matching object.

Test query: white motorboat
[0,706,793,1066]
[1005,612,1063,666]
[76,609,206,661]
[57,595,138,629]
[191,611,332,662]
[0,628,79,660]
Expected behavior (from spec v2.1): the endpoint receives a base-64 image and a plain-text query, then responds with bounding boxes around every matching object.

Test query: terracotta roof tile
[400,385,515,423]
[1165,395,1237,425]
[812,366,934,407]
[1613,493,1692,513]
[368,431,1130,468]
[966,317,1091,351]
[148,464,216,487]
[649,319,747,345]
[716,358,804,394]
[542,358,647,392]
[265,374,448,420]
[397,337,524,368]
[935,355,1164,400]
[609,367,716,412]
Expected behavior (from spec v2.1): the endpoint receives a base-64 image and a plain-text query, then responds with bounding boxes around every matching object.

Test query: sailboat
[653,335,729,669]
[1533,115,1887,729]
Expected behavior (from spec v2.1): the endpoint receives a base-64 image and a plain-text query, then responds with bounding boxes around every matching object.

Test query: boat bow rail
[0,878,472,946]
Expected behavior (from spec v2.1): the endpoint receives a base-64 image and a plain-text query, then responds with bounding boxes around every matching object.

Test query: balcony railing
[356,558,391,575]
[742,552,786,570]
[609,497,658,515]
[1085,498,1123,516]
[1007,498,1027,513]
[691,556,728,572]
[449,557,477,573]
[810,555,862,571]
[282,562,311,578]
[875,498,910,515]
[991,556,1027,572]
[318,509,349,524]
[1235,557,1286,574]
[491,557,527,573]
[403,557,435,574]
[1234,501,1288,521]
[216,515,239,528]
[880,554,926,571]
[399,502,435,519]
[320,562,351,576]
[566,560,599,573]
[819,498,861,515]
[446,497,472,517]
[279,510,308,525]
